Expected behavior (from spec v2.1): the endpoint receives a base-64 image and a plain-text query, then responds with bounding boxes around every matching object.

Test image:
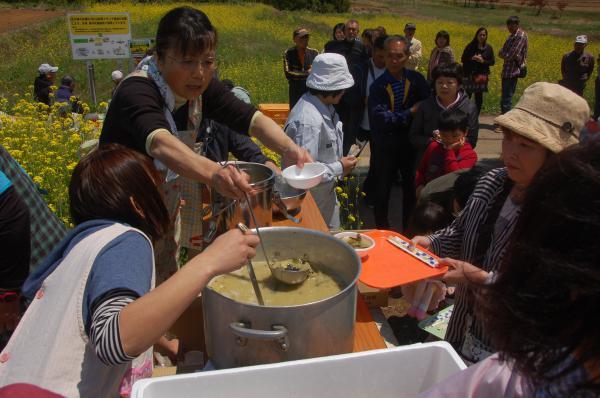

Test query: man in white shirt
[404,23,423,71]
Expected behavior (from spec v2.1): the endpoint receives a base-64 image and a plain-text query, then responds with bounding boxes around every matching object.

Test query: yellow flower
[335,186,343,194]
[33,175,43,185]
[348,215,356,222]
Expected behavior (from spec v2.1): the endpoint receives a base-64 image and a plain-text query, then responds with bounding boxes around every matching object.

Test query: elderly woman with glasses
[99,7,311,280]
[409,62,480,164]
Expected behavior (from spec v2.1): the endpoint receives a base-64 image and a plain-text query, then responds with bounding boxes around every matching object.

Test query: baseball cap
[405,23,416,30]
[293,28,310,38]
[306,53,354,91]
[575,35,588,44]
[38,63,58,74]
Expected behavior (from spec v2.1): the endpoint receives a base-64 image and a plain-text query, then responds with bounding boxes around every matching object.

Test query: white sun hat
[306,53,354,91]
[575,35,588,44]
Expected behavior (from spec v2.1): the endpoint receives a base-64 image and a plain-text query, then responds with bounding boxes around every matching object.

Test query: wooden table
[272,192,387,352]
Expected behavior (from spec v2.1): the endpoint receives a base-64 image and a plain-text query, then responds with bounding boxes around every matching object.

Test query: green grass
[0,1,598,114]
[372,0,600,39]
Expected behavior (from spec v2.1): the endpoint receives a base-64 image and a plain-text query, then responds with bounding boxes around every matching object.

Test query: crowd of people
[283,17,599,232]
[1,7,598,397]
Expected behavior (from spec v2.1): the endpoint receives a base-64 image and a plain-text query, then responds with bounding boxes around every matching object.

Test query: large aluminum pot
[212,162,275,236]
[203,226,361,369]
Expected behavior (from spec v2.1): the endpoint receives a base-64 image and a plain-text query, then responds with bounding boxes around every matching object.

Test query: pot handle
[230,322,287,340]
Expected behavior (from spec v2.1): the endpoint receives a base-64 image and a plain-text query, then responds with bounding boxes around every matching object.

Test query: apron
[125,60,211,281]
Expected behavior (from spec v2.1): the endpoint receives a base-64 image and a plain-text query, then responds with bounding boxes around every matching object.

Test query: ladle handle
[237,223,265,306]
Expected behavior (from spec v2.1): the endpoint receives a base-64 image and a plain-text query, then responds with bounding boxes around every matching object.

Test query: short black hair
[384,35,409,54]
[373,34,388,51]
[155,6,217,58]
[308,88,344,98]
[438,109,469,133]
[432,62,463,83]
[406,200,454,237]
[507,16,520,25]
[61,75,74,86]
[435,30,450,46]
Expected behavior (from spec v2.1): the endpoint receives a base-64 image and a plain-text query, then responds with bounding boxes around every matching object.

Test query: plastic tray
[359,230,447,289]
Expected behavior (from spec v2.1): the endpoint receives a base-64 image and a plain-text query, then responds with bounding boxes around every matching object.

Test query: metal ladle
[237,203,309,285]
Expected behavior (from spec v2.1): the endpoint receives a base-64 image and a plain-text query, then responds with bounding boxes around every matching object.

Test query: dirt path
[0,8,65,35]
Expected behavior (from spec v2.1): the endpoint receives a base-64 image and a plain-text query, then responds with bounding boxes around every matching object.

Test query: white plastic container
[132,342,466,398]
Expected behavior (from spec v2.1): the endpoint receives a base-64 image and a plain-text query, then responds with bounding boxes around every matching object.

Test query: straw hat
[494,82,590,153]
[306,53,354,91]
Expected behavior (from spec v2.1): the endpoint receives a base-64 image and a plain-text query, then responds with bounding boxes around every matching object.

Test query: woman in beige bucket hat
[412,82,590,363]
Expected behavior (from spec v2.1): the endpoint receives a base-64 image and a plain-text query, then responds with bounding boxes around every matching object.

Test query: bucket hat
[38,63,58,74]
[306,53,354,91]
[494,82,589,153]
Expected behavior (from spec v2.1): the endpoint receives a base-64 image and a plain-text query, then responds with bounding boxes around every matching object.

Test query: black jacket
[196,119,271,165]
[324,39,369,108]
[33,75,52,106]
[283,46,318,82]
[461,43,495,77]
[409,91,480,157]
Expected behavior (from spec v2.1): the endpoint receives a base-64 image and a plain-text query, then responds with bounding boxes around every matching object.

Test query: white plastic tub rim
[132,341,467,398]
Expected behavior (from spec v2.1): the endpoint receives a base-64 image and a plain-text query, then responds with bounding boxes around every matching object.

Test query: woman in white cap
[284,53,358,229]
[412,82,590,364]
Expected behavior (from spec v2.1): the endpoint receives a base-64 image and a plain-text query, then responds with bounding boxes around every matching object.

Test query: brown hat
[293,28,309,38]
[494,82,590,153]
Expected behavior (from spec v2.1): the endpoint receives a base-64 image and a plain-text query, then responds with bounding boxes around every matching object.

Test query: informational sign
[130,38,155,58]
[67,13,131,60]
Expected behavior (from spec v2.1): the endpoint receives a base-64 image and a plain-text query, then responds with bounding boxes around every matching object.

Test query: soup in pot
[208,259,344,306]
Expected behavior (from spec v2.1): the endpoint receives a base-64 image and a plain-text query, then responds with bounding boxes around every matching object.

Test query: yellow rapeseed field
[0,2,597,225]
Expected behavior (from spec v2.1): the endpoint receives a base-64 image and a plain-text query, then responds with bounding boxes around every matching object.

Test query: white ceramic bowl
[282,163,326,190]
[334,232,376,259]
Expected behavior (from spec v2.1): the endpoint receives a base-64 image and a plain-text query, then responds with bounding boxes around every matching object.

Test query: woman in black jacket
[461,27,495,114]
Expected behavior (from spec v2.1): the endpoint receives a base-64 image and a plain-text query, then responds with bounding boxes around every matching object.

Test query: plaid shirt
[0,145,67,272]
[499,28,528,79]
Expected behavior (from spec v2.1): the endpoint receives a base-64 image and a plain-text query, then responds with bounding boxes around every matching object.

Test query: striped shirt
[428,168,520,362]
[90,291,137,365]
[391,74,406,112]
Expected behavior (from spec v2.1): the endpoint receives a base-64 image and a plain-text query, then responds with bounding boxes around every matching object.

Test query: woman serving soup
[99,7,311,279]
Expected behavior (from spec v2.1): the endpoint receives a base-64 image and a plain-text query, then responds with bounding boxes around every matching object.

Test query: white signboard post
[67,12,132,105]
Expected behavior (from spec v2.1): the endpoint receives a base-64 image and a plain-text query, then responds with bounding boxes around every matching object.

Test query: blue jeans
[501,77,518,114]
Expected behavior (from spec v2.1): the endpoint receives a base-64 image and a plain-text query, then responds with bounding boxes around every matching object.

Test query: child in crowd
[415,110,478,198]
[284,53,357,229]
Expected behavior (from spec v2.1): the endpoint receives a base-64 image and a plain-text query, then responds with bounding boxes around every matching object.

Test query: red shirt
[415,140,478,187]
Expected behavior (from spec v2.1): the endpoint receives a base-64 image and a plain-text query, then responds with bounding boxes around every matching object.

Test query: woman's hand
[196,229,260,278]
[282,144,313,169]
[210,164,253,199]
[411,235,432,250]
[439,258,489,285]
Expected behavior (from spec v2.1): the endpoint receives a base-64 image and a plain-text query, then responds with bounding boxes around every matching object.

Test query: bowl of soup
[334,232,375,259]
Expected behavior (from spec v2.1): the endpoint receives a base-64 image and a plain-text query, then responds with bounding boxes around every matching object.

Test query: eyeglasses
[167,55,218,72]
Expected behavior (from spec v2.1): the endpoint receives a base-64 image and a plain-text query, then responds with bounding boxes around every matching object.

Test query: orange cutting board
[358,230,447,289]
